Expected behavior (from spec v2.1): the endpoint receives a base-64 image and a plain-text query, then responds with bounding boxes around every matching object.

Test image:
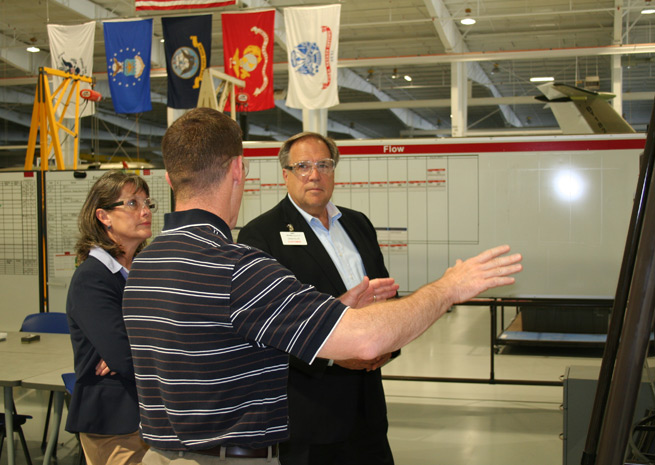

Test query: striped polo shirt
[123,209,348,451]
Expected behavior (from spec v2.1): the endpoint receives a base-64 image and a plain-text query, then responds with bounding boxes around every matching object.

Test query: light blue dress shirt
[288,195,366,291]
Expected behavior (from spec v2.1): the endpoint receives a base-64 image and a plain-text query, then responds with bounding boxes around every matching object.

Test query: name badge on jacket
[280,231,307,246]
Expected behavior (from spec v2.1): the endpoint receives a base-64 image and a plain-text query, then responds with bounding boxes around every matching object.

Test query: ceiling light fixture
[530,76,555,82]
[404,75,412,82]
[26,37,40,53]
[391,68,398,79]
[461,8,476,25]
[642,0,655,14]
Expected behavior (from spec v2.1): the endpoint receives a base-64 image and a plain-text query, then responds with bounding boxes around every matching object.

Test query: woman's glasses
[102,197,158,213]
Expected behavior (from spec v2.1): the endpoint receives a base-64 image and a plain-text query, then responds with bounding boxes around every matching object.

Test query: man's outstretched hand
[438,245,522,305]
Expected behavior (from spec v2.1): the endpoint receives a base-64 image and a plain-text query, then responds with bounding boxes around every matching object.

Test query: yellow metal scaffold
[196,68,246,120]
[24,67,94,171]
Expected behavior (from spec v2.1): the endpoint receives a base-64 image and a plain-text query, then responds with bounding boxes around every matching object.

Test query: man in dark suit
[238,132,397,465]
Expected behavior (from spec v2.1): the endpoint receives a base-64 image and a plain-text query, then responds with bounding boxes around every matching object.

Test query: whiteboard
[0,137,643,331]
[0,171,40,329]
[44,169,172,314]
[236,146,641,298]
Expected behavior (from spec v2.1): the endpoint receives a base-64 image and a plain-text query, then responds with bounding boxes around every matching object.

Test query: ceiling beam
[274,101,373,139]
[400,128,563,137]
[48,0,116,20]
[332,91,655,111]
[423,0,522,128]
[338,43,655,68]
[0,87,34,105]
[336,70,437,132]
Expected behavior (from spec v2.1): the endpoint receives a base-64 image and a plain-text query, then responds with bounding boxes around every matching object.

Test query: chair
[21,312,70,335]
[62,373,85,465]
[61,373,76,397]
[20,312,70,452]
[0,406,34,465]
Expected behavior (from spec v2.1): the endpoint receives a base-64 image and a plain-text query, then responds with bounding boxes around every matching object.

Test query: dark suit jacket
[65,256,140,435]
[238,196,393,444]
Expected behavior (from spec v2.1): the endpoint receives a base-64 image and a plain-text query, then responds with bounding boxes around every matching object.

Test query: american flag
[135,0,235,11]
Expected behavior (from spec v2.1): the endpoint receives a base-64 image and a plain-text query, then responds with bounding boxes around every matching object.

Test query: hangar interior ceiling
[0,0,654,168]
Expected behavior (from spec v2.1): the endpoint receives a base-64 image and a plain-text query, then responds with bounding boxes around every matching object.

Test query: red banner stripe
[136,0,235,10]
[244,138,645,158]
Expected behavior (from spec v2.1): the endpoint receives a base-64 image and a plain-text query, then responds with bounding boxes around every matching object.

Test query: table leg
[41,391,63,465]
[3,386,15,465]
[490,304,496,383]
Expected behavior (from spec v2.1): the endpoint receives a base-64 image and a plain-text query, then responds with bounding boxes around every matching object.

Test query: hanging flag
[162,15,212,109]
[221,10,275,113]
[284,5,340,110]
[103,19,153,114]
[135,0,235,11]
[47,21,96,117]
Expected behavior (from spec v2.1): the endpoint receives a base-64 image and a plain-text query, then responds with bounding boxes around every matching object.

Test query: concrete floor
[382,305,572,465]
[2,305,646,465]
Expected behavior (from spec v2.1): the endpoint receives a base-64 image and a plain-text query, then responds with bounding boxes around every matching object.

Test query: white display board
[238,135,645,298]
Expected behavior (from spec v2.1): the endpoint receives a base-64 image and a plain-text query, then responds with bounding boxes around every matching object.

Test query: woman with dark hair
[66,170,156,465]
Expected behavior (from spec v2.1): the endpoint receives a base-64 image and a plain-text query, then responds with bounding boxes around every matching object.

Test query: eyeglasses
[243,158,250,177]
[222,156,249,177]
[102,197,158,213]
[284,159,336,177]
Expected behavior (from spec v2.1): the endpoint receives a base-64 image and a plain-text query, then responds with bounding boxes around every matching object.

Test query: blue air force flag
[284,5,340,109]
[103,19,153,114]
[162,15,212,109]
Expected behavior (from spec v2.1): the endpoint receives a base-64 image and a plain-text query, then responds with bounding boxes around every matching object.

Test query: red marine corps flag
[221,10,275,112]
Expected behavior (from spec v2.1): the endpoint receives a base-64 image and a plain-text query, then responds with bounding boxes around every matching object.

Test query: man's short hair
[162,107,243,201]
[278,132,340,169]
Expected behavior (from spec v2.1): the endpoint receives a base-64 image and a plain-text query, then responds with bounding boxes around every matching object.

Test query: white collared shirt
[89,246,129,280]
[288,195,365,291]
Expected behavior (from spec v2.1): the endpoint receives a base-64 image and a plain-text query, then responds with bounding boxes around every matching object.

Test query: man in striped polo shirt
[123,108,522,465]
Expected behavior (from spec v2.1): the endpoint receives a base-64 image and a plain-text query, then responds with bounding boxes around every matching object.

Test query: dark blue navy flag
[103,19,153,114]
[162,15,212,109]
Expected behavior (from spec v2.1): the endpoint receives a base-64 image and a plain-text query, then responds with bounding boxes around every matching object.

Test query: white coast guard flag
[47,21,96,117]
[284,4,340,109]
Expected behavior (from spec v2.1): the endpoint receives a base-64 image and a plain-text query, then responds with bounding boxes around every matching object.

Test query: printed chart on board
[0,171,40,329]
[0,172,39,276]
